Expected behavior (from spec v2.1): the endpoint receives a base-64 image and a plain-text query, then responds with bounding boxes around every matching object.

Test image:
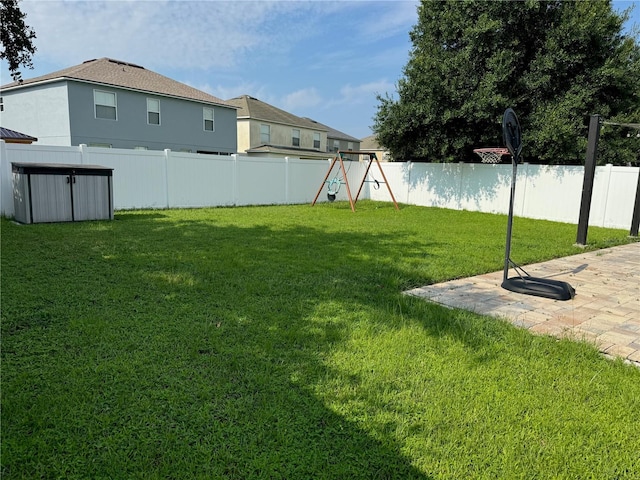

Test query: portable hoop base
[496,108,575,301]
[502,276,575,300]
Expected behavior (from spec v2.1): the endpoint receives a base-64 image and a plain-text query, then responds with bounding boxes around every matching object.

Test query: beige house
[302,118,361,156]
[226,95,332,160]
[360,134,391,162]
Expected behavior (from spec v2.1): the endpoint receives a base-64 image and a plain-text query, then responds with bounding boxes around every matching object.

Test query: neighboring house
[360,134,391,162]
[226,95,332,160]
[302,118,361,156]
[0,57,238,154]
[0,127,37,144]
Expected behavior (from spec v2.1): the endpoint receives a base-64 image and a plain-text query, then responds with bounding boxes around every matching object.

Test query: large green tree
[374,0,640,165]
[0,0,36,83]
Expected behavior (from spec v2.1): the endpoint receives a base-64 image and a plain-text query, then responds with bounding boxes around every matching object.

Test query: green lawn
[2,202,639,479]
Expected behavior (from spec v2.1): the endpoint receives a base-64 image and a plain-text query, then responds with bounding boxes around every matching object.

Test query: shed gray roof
[0,127,37,142]
[226,95,326,130]
[0,57,234,108]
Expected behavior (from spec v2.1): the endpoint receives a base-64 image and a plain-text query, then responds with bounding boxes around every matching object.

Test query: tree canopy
[373,0,640,165]
[0,0,36,83]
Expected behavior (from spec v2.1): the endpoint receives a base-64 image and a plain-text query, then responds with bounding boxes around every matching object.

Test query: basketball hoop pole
[503,153,518,283]
[499,108,575,300]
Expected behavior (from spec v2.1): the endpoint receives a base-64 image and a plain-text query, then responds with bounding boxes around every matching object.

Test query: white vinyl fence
[1,141,638,230]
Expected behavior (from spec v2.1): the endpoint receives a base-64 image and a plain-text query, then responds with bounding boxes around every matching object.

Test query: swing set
[311,150,399,212]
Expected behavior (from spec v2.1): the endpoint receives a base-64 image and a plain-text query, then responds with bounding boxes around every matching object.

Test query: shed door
[30,174,73,223]
[73,175,111,221]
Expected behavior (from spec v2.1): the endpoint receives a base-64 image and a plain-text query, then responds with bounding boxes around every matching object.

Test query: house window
[292,129,300,147]
[333,140,340,152]
[147,98,160,125]
[313,132,320,149]
[260,124,270,144]
[348,142,354,151]
[203,107,214,131]
[0,97,3,112]
[94,90,117,120]
[88,143,112,148]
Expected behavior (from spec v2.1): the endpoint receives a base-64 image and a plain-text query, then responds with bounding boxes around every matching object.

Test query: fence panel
[82,147,168,210]
[235,156,287,206]
[601,166,639,229]
[287,158,334,204]
[1,141,638,231]
[167,153,234,208]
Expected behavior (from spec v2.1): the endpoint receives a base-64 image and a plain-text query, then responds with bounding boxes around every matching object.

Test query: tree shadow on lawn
[6,210,615,478]
[2,213,446,478]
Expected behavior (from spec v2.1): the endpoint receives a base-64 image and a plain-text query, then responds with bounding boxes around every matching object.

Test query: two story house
[0,57,238,154]
[302,118,360,154]
[360,134,391,162]
[227,95,334,160]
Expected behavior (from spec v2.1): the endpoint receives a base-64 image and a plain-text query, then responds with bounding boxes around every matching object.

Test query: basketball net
[473,147,509,164]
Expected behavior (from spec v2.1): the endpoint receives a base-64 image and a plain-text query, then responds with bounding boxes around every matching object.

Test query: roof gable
[226,95,326,131]
[303,117,359,142]
[0,58,234,108]
[360,134,383,150]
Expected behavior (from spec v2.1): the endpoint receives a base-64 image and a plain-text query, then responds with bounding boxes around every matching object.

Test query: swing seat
[327,193,336,202]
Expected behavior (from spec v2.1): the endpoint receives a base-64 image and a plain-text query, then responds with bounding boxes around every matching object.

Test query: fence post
[231,154,238,206]
[0,140,12,217]
[79,144,87,164]
[576,114,601,245]
[284,157,290,205]
[164,149,171,208]
[630,168,640,237]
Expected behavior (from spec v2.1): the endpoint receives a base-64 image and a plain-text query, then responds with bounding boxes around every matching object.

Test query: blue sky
[1,0,638,140]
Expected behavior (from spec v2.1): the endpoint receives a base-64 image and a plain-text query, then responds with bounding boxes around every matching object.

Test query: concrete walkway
[406,242,640,367]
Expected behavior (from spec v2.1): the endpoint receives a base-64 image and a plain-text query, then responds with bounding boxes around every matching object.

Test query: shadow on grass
[2,212,440,478]
[5,210,635,478]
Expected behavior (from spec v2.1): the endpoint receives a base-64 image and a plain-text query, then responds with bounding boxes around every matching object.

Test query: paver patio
[406,241,640,367]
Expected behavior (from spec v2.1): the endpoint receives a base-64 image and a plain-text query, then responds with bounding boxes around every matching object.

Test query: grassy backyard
[2,201,639,479]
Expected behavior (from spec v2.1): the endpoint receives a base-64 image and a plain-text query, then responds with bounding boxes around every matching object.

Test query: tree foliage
[374,0,640,165]
[0,0,36,83]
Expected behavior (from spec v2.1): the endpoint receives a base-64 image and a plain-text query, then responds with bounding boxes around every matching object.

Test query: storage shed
[12,163,114,224]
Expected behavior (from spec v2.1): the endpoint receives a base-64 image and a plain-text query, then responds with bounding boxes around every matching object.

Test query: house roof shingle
[0,57,234,108]
[302,118,360,142]
[360,134,383,150]
[226,95,326,131]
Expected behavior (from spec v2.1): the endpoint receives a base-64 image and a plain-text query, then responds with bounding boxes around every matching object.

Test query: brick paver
[406,242,640,367]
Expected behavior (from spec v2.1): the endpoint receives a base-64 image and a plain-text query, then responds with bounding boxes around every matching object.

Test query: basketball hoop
[473,147,509,164]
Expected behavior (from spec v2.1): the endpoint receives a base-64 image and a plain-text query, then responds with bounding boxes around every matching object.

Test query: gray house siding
[67,82,237,153]
[327,138,359,153]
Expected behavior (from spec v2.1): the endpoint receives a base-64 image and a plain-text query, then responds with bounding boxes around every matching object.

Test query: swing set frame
[311,150,399,212]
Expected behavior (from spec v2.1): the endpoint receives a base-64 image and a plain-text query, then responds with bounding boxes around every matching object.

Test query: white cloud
[19,0,336,71]
[280,88,322,112]
[187,80,270,102]
[334,80,396,106]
